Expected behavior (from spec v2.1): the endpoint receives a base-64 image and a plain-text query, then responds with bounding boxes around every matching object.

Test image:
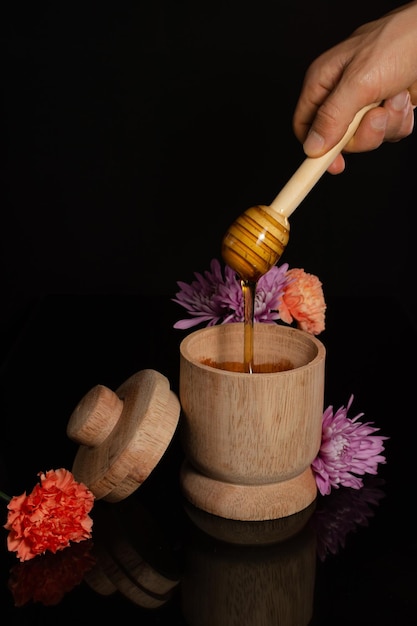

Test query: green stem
[0,490,11,503]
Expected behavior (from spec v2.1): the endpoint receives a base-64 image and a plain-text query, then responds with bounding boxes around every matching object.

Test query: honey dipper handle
[270,103,380,218]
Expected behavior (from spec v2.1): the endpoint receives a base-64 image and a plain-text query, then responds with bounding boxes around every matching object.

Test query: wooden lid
[66,369,181,502]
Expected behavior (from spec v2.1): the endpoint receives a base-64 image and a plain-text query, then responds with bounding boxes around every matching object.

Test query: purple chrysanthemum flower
[254,263,291,322]
[172,259,226,330]
[312,395,388,496]
[172,258,291,329]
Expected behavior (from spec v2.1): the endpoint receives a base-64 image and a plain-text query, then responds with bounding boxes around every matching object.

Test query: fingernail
[303,129,325,155]
[370,114,387,131]
[390,91,410,111]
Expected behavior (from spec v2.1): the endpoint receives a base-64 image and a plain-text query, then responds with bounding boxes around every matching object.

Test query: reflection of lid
[84,497,181,607]
[66,369,181,502]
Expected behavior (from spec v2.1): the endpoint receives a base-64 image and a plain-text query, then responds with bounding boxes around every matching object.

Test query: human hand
[293,1,417,174]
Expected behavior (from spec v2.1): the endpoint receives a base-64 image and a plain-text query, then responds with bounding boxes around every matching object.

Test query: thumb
[302,98,378,157]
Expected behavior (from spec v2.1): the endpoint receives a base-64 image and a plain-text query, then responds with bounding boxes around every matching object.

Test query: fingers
[408,80,417,105]
[296,90,415,175]
[300,93,376,158]
[342,90,415,154]
[383,91,415,141]
[292,54,349,148]
[340,106,388,154]
[326,153,346,175]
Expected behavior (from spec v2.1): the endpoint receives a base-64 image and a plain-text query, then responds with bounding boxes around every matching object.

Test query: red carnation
[4,468,95,562]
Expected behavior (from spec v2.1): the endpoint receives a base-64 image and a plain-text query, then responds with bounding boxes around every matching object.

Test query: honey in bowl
[199,358,294,373]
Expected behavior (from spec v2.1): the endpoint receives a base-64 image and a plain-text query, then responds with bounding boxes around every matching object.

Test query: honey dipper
[222,103,379,281]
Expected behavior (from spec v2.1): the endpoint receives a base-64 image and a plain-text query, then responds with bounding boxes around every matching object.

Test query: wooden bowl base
[180,460,317,522]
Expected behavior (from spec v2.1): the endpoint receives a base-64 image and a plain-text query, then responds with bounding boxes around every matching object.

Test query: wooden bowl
[179,323,325,521]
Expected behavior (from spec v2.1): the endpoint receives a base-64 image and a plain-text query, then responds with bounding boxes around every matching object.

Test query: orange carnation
[4,468,95,562]
[279,268,326,335]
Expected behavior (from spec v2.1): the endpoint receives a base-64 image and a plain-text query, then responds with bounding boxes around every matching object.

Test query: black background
[3,0,416,342]
[2,3,417,623]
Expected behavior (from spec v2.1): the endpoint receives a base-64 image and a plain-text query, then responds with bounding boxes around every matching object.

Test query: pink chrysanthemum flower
[279,268,326,335]
[172,258,290,329]
[312,395,388,496]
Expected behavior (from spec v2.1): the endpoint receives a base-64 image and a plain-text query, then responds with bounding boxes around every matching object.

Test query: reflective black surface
[1,295,416,624]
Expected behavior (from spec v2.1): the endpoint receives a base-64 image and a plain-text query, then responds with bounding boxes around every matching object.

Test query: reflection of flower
[311,476,386,561]
[312,396,388,496]
[173,258,325,335]
[8,539,96,606]
[3,469,95,562]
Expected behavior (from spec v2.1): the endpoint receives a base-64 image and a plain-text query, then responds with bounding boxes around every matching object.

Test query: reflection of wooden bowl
[179,323,325,520]
[182,518,317,626]
[66,370,181,501]
[182,499,316,546]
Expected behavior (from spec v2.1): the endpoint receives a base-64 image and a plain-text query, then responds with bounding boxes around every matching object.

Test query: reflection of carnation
[8,539,96,606]
[312,396,388,496]
[311,477,386,561]
[172,258,325,333]
[4,469,95,562]
[278,268,326,335]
